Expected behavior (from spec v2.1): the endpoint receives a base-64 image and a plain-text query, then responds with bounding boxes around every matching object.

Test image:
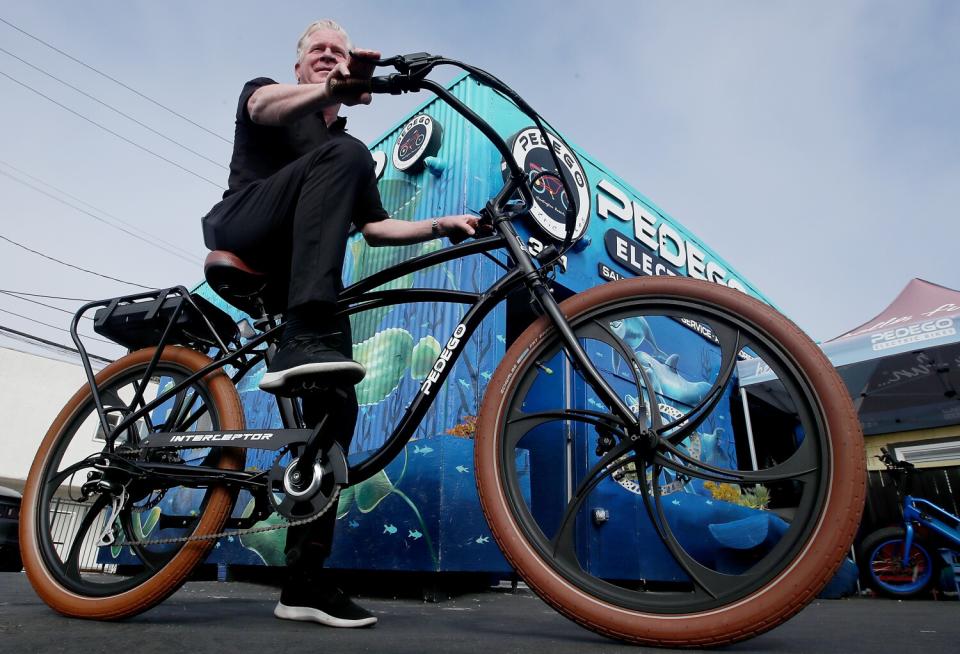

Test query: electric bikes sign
[393,114,443,173]
[506,128,590,242]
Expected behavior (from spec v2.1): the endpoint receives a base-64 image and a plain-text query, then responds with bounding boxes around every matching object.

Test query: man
[202,19,477,628]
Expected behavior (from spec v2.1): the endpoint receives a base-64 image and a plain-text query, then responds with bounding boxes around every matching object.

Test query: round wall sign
[504,128,590,242]
[392,114,443,173]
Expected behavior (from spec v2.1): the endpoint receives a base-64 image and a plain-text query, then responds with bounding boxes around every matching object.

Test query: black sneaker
[274,587,377,628]
[259,333,365,394]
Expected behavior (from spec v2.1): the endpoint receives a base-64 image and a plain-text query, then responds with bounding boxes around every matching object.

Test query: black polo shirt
[223,77,386,230]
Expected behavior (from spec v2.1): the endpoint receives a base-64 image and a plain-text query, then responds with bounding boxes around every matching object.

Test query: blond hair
[296,19,352,61]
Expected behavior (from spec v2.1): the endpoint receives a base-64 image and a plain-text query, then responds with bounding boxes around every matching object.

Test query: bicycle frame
[67,63,642,495]
[899,495,960,566]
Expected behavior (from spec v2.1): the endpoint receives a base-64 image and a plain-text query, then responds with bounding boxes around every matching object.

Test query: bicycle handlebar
[332,52,578,255]
[878,446,915,472]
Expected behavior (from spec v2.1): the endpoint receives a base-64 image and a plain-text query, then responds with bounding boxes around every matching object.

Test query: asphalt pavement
[0,572,957,653]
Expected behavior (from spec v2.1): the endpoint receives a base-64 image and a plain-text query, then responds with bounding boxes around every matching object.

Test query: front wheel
[475,276,865,647]
[860,526,939,598]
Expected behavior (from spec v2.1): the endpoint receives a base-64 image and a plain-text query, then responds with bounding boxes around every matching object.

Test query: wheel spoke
[505,408,628,451]
[663,323,741,444]
[656,432,818,485]
[157,386,192,432]
[162,384,210,433]
[61,494,110,582]
[577,321,647,410]
[641,464,764,600]
[550,445,637,563]
[45,458,100,493]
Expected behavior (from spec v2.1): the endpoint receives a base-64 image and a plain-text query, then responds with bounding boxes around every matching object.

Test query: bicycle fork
[497,216,638,430]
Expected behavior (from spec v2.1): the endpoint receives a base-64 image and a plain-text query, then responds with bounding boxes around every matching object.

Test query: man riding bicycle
[201,19,477,628]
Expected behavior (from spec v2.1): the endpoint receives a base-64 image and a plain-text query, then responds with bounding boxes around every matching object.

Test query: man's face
[295,28,349,85]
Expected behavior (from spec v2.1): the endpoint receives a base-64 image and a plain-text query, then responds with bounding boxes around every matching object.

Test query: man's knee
[310,138,372,176]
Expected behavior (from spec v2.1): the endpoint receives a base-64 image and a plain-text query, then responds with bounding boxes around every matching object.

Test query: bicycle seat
[204,250,270,317]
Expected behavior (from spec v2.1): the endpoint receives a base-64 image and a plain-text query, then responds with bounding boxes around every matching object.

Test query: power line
[0,68,226,190]
[0,16,232,144]
[0,46,228,170]
[0,159,202,262]
[0,288,93,301]
[0,290,93,320]
[0,307,115,346]
[0,165,202,265]
[0,234,156,289]
[0,323,112,364]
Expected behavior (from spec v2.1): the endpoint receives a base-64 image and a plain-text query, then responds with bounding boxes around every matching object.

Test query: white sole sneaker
[258,361,366,392]
[274,601,378,628]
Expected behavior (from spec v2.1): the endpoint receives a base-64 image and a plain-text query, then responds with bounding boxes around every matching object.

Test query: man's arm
[246,83,333,125]
[248,49,380,126]
[361,215,479,246]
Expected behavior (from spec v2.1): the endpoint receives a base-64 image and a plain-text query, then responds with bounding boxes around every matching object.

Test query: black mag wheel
[476,276,864,647]
[20,346,244,619]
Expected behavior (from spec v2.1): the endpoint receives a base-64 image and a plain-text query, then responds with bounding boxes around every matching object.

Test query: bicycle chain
[108,485,339,548]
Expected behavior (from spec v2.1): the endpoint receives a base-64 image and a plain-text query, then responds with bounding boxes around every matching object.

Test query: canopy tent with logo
[736,279,960,467]
[820,279,960,435]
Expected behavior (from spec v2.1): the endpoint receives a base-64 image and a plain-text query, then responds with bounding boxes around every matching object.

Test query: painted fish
[458,379,471,389]
[475,536,490,544]
[456,465,469,473]
[636,351,711,405]
[610,316,665,356]
[408,530,423,540]
[699,426,732,467]
[349,520,360,529]
[414,444,434,455]
[496,335,506,344]
[480,371,492,381]
[383,524,398,534]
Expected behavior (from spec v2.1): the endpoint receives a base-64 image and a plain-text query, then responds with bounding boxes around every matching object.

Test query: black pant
[202,136,375,310]
[282,384,357,575]
[202,138,371,577]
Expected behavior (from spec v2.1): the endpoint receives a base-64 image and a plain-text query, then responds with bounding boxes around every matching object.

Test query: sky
[0,1,957,364]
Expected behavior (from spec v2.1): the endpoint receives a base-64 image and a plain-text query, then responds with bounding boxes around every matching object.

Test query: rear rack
[71,286,248,447]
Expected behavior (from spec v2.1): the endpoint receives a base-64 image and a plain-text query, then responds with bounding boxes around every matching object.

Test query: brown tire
[475,276,865,647]
[20,346,245,619]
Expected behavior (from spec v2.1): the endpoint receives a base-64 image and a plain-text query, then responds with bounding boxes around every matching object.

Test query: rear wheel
[19,346,245,619]
[860,526,938,598]
[476,277,865,647]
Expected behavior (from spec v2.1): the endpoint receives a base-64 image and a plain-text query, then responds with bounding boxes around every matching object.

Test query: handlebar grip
[328,76,399,96]
[328,77,371,95]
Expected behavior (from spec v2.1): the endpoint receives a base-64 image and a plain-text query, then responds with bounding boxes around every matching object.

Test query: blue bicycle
[859,448,960,598]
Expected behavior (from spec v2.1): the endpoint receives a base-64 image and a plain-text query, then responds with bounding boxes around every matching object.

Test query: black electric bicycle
[19,54,866,647]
